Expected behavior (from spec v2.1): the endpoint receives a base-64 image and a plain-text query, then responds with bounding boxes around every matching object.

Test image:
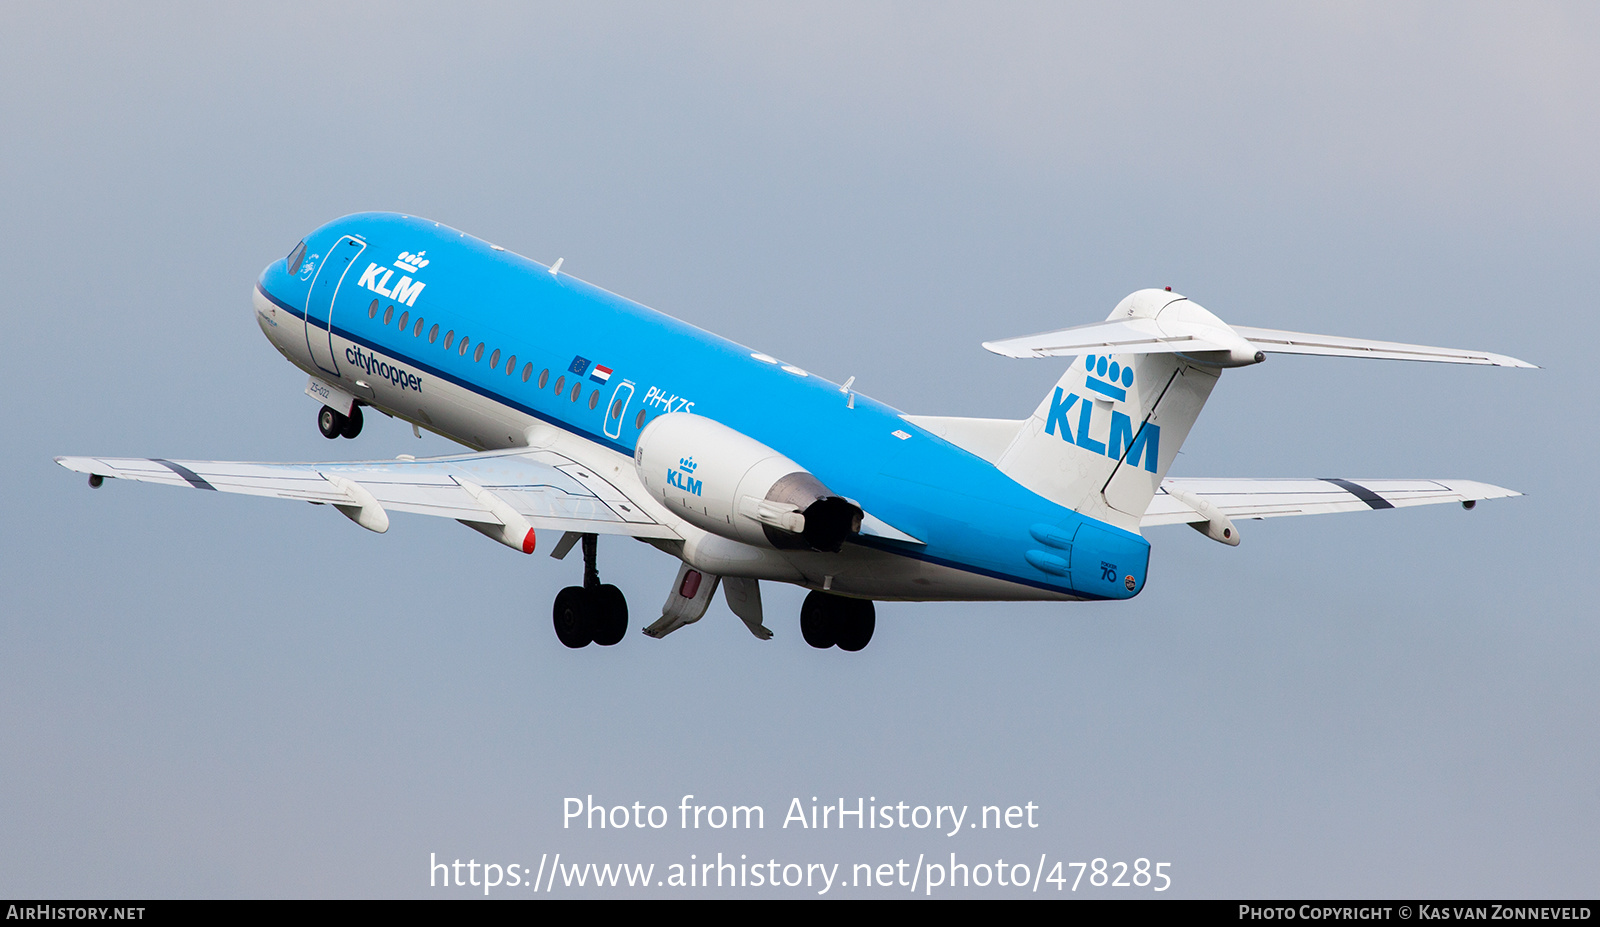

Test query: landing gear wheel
[835,598,876,652]
[800,591,838,649]
[340,404,364,439]
[590,584,628,646]
[317,405,346,440]
[801,591,876,651]
[552,586,594,648]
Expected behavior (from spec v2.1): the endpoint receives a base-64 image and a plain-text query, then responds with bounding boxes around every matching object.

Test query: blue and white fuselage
[253,212,1149,603]
[60,210,1525,649]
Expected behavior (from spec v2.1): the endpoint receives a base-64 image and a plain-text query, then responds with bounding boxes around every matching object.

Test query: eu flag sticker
[568,356,591,376]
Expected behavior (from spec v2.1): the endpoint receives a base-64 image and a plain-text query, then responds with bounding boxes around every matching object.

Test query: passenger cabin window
[383,305,394,325]
[588,391,599,410]
[413,318,424,337]
[443,330,454,350]
[553,375,565,395]
[429,324,439,343]
[611,399,623,420]
[398,311,409,331]
[368,299,379,319]
[459,337,470,357]
[506,355,516,375]
[539,369,549,388]
[474,343,485,363]
[287,241,307,275]
[522,363,532,382]
[489,349,500,368]
[635,409,647,429]
[570,382,581,402]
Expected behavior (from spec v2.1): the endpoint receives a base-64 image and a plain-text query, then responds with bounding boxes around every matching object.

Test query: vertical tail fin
[995,290,1225,531]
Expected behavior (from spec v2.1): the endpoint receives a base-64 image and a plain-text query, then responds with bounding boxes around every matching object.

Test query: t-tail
[985,288,1534,532]
[993,290,1234,530]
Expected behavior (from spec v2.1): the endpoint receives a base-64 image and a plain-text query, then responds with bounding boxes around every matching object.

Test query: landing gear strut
[800,591,875,651]
[552,534,628,648]
[317,404,363,440]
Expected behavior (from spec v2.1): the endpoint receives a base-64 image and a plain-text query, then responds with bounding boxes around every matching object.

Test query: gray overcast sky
[2,3,1594,898]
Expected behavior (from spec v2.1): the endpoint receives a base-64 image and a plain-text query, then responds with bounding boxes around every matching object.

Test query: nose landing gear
[317,404,364,440]
[552,533,628,648]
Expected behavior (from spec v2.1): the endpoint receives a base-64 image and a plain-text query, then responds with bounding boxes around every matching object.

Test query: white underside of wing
[55,448,681,539]
[1143,477,1521,526]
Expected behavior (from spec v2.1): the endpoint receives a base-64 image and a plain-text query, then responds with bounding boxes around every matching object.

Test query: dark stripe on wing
[152,459,217,491]
[1321,477,1393,510]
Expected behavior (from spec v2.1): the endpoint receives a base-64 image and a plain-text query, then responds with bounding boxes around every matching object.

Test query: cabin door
[303,235,366,377]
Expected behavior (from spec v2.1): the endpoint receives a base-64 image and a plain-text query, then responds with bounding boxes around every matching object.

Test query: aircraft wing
[55,448,681,546]
[1143,477,1521,527]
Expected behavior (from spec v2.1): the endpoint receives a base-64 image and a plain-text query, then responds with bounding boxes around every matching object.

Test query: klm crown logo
[394,251,429,273]
[1043,354,1159,472]
[1083,353,1135,401]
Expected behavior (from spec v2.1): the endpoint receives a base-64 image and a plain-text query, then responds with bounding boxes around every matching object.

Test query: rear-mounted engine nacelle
[635,413,861,552]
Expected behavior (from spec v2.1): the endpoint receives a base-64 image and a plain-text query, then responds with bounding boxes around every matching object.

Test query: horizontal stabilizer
[1227,327,1535,367]
[1143,477,1520,527]
[983,318,1238,359]
[985,318,1534,368]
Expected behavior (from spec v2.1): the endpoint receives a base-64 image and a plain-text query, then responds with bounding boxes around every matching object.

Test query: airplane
[56,212,1533,652]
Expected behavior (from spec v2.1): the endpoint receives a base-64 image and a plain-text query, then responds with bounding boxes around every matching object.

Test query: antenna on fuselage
[549,258,564,276]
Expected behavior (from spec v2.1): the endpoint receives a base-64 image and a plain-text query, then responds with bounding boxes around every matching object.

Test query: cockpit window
[287,241,307,275]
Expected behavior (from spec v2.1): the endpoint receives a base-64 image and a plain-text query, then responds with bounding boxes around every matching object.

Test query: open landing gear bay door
[55,448,681,546]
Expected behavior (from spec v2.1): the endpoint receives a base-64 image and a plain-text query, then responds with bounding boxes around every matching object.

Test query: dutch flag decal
[589,365,613,385]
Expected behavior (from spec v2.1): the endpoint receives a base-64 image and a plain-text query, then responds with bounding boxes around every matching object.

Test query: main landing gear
[317,404,363,440]
[800,591,875,652]
[552,534,629,648]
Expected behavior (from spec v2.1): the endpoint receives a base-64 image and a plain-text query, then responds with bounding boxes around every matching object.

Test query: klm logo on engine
[357,250,429,306]
[1044,355,1159,471]
[667,456,702,496]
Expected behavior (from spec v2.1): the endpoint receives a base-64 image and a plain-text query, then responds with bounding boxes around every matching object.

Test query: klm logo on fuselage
[357,250,429,306]
[667,457,702,496]
[1044,355,1159,471]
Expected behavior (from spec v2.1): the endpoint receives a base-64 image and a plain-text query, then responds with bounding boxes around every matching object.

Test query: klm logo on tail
[1043,355,1159,471]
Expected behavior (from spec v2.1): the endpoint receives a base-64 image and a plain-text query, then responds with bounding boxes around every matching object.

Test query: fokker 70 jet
[57,213,1531,651]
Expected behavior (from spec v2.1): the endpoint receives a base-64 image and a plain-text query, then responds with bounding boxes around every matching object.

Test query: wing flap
[1143,477,1520,526]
